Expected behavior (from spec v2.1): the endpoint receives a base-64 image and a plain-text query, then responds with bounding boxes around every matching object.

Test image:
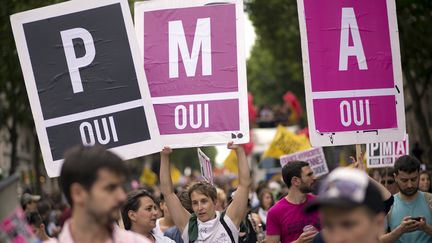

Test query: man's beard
[87,203,122,228]
[399,186,418,196]
[299,182,313,193]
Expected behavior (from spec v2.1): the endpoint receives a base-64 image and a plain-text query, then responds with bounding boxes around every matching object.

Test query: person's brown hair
[121,189,155,230]
[420,171,432,193]
[188,181,217,202]
[178,190,193,213]
[258,188,274,209]
[60,145,128,207]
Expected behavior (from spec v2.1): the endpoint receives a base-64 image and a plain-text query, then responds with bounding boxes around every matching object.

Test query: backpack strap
[220,211,235,243]
[188,213,198,243]
[188,212,235,243]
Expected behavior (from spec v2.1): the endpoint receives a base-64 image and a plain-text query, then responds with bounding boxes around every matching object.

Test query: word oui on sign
[297,0,406,146]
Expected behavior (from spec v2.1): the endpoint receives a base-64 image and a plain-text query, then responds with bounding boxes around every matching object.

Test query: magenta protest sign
[135,0,249,148]
[297,0,405,146]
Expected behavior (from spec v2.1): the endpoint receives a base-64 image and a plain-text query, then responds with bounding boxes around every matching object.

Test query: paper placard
[280,147,329,177]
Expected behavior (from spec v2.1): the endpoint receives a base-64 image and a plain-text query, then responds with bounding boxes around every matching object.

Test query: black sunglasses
[380,180,395,185]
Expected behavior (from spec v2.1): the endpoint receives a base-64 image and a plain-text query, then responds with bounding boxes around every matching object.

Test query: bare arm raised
[225,142,252,228]
[351,152,391,200]
[159,147,190,232]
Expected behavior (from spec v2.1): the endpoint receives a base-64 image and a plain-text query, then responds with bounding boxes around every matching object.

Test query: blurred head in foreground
[306,168,385,243]
[60,145,128,227]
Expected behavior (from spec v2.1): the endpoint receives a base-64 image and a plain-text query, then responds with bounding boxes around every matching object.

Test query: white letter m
[169,18,212,78]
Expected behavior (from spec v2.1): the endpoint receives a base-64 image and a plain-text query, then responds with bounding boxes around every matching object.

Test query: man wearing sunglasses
[380,155,432,243]
[380,168,399,195]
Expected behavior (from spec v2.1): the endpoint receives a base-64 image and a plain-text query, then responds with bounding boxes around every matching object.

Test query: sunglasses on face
[380,180,395,185]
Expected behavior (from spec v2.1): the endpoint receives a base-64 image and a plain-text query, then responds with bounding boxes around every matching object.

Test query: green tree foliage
[246,0,304,107]
[170,146,217,172]
[146,146,217,182]
[396,1,432,160]
[246,41,278,106]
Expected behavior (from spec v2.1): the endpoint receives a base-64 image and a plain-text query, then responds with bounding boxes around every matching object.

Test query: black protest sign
[11,0,161,177]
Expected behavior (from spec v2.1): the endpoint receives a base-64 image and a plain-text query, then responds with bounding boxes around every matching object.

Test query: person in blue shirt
[380,155,432,243]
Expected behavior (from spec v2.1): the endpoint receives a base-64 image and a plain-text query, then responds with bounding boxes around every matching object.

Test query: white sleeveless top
[181,211,239,243]
[153,233,176,243]
[154,219,164,237]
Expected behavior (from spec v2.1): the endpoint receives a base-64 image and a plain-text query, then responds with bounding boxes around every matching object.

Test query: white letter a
[338,8,368,71]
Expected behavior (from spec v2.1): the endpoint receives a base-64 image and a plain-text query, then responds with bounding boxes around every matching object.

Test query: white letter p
[61,28,96,93]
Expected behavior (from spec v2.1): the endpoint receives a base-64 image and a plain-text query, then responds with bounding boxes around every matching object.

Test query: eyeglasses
[380,180,395,185]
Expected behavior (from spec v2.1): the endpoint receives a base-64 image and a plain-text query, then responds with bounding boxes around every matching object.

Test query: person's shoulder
[268,198,287,213]
[307,193,317,200]
[155,233,176,243]
[421,191,432,205]
[419,191,432,198]
[116,228,152,243]
[164,226,178,235]
[43,238,59,243]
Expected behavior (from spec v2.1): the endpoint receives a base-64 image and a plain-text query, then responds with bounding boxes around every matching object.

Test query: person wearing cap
[380,155,432,243]
[266,161,319,243]
[159,142,251,243]
[44,145,150,243]
[305,167,387,243]
[21,193,41,213]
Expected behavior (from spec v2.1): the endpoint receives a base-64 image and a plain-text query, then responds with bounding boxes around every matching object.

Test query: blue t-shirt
[388,191,432,243]
[164,226,183,243]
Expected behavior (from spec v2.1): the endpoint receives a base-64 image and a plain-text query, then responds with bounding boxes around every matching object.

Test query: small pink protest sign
[135,0,249,148]
[366,134,409,168]
[297,0,405,146]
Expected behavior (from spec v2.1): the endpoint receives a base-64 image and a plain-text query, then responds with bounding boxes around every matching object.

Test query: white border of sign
[10,0,162,177]
[280,147,329,177]
[366,134,409,168]
[134,0,249,148]
[296,0,406,146]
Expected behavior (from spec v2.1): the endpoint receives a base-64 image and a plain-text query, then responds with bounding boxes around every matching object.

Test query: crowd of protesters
[18,144,432,243]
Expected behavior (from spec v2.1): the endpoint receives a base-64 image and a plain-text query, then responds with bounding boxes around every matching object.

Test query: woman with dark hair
[419,171,432,193]
[122,189,175,243]
[254,188,274,228]
[26,211,51,241]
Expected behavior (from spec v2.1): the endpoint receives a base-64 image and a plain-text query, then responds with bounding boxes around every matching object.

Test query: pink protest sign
[135,0,249,148]
[297,0,405,146]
